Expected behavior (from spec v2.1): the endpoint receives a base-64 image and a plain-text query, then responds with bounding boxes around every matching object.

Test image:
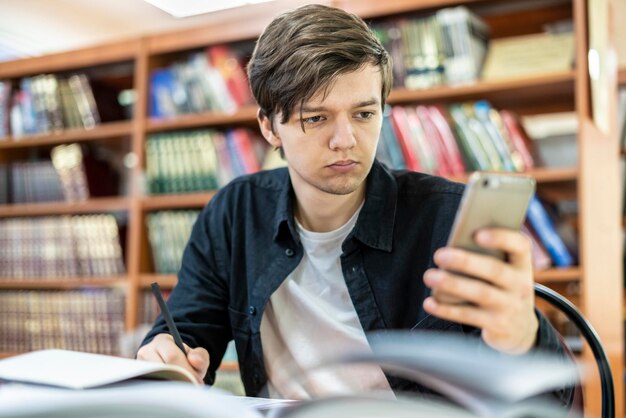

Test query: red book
[500,110,535,171]
[426,106,466,175]
[415,105,452,177]
[207,45,253,107]
[390,106,421,171]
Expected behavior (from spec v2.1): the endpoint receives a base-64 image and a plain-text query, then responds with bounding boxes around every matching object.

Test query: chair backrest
[534,283,614,418]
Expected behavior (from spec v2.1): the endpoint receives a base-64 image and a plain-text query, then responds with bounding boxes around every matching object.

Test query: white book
[0,349,197,389]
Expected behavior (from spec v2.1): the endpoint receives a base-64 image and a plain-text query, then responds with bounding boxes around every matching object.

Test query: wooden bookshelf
[619,67,626,86]
[447,167,578,184]
[0,277,128,290]
[140,192,216,211]
[534,267,581,283]
[387,71,575,107]
[0,197,130,217]
[140,274,177,289]
[0,39,140,79]
[0,1,621,416]
[0,121,133,149]
[146,106,259,133]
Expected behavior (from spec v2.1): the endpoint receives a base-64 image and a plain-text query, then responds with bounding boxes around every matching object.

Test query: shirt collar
[272,160,397,252]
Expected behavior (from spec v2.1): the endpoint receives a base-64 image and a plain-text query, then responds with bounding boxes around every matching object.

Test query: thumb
[186,346,210,373]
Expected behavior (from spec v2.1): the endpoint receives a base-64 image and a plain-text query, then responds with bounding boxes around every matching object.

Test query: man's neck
[293,185,365,233]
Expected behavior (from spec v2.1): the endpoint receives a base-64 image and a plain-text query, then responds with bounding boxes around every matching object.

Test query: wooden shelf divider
[140,192,216,211]
[0,197,130,217]
[0,121,133,149]
[0,277,128,290]
[139,274,177,289]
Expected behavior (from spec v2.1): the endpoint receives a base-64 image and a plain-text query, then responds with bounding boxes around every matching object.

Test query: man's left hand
[423,228,538,355]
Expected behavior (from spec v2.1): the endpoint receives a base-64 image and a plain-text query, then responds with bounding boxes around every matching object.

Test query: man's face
[260,64,383,198]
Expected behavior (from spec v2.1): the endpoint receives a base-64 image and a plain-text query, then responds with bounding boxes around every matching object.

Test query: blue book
[380,111,407,170]
[526,196,574,267]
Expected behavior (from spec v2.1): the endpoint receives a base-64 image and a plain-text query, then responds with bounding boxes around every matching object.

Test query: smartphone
[433,172,536,304]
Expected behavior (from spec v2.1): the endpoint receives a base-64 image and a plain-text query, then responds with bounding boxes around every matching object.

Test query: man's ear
[258,109,282,148]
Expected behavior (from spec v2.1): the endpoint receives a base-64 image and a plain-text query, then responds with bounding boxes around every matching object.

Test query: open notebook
[0,349,197,389]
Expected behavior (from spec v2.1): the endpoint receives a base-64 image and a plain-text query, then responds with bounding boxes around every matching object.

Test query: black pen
[151,282,186,355]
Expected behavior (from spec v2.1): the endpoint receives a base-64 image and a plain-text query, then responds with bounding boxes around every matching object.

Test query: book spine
[526,196,574,267]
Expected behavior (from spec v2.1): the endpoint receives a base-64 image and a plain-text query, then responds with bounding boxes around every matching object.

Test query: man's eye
[303,115,324,124]
[357,111,374,119]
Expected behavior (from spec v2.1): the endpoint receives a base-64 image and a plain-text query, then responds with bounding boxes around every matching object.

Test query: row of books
[0,289,125,355]
[377,102,537,177]
[1,74,104,139]
[0,142,121,205]
[372,6,574,91]
[0,215,125,279]
[373,6,489,90]
[147,210,200,274]
[145,128,266,195]
[149,44,252,118]
[0,161,65,204]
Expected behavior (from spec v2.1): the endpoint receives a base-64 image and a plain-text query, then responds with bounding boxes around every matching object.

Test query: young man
[138,3,572,405]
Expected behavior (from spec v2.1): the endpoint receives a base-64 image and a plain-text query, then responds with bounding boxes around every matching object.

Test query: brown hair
[247,4,392,128]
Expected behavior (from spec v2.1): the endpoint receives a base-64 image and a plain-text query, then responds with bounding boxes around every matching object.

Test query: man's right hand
[136,333,210,384]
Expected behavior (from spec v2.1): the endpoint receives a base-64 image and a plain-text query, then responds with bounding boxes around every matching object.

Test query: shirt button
[285,248,294,257]
[351,266,357,273]
[248,306,256,316]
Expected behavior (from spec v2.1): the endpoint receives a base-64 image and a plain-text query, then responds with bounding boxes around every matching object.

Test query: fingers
[434,247,512,290]
[423,296,492,330]
[474,228,532,268]
[186,345,210,380]
[137,334,209,384]
[434,228,533,293]
[424,269,508,309]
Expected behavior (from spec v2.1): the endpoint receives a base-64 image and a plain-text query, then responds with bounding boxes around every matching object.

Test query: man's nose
[329,116,356,150]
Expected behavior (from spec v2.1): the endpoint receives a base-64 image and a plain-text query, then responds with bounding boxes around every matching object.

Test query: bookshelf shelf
[0,121,133,149]
[0,277,128,290]
[0,197,130,217]
[534,267,580,283]
[447,167,578,184]
[219,361,240,372]
[0,39,140,79]
[387,71,576,106]
[140,192,216,211]
[145,106,259,133]
[139,274,177,289]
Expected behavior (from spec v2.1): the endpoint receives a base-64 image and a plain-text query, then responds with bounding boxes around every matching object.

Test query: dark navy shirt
[141,160,572,406]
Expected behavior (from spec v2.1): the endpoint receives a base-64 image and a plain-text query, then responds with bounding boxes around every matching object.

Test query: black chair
[534,283,614,418]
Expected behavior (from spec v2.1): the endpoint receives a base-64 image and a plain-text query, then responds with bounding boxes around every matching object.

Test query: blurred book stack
[145,128,267,195]
[149,44,253,118]
[0,289,125,355]
[146,210,200,274]
[376,101,535,176]
[373,6,489,90]
[0,215,126,279]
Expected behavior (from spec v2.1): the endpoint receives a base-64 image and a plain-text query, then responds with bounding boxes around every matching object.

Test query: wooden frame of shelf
[0,277,128,290]
[145,106,259,133]
[140,192,216,211]
[0,197,130,217]
[387,71,575,105]
[0,121,133,149]
[619,67,626,86]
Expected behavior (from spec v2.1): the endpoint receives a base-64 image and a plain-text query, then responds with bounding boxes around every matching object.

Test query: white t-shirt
[260,206,393,399]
